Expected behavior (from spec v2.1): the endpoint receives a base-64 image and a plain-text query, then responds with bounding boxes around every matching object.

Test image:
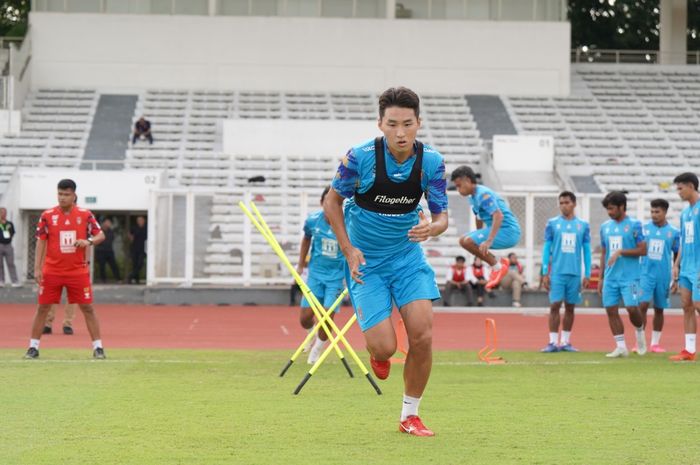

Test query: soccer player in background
[324,87,448,436]
[24,179,106,360]
[540,191,591,353]
[451,166,521,290]
[598,191,647,358]
[669,172,700,361]
[296,186,346,365]
[639,199,679,353]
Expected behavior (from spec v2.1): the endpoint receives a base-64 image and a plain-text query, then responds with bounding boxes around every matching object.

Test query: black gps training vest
[354,137,424,215]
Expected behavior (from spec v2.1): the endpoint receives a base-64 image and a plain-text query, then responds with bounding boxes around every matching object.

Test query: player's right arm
[324,187,365,284]
[34,239,47,284]
[325,149,365,284]
[297,217,312,275]
[597,245,605,296]
[541,220,553,290]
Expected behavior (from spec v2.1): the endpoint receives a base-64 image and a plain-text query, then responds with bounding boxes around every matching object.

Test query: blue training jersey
[544,215,590,277]
[600,216,645,281]
[331,137,448,258]
[641,221,679,280]
[679,202,700,279]
[303,210,345,282]
[468,185,520,231]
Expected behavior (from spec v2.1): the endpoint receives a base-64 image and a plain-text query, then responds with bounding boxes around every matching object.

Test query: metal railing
[571,48,700,65]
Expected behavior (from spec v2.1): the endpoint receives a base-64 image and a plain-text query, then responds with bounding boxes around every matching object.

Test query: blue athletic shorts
[346,245,440,332]
[679,272,700,302]
[639,274,671,309]
[301,275,345,311]
[602,279,640,308]
[549,274,582,304]
[466,224,521,250]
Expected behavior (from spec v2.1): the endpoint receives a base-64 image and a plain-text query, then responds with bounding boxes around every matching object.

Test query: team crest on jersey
[624,226,629,233]
[668,231,673,238]
[77,217,82,225]
[576,223,581,230]
[51,215,58,226]
[556,224,561,229]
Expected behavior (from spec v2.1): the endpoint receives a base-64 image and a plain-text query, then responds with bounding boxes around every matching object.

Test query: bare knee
[368,338,397,361]
[36,304,52,314]
[460,236,475,250]
[407,327,432,352]
[299,308,314,329]
[79,304,95,315]
[605,307,619,317]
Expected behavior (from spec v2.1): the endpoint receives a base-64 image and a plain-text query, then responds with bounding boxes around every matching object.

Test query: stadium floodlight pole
[294,310,382,396]
[279,289,349,378]
[238,202,352,377]
[245,202,380,395]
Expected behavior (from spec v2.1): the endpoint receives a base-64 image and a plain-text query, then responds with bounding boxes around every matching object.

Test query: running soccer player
[598,191,647,358]
[451,166,521,290]
[296,186,346,365]
[669,172,700,362]
[24,179,107,360]
[639,199,679,354]
[324,87,448,437]
[540,191,591,353]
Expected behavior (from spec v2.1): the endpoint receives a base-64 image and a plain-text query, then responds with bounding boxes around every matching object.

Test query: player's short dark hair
[450,165,480,183]
[559,191,576,203]
[602,191,627,210]
[673,172,699,190]
[455,255,466,263]
[321,185,331,204]
[378,87,420,119]
[650,198,669,211]
[57,179,77,191]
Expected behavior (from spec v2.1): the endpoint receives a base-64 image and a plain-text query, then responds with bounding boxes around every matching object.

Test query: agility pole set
[239,201,504,394]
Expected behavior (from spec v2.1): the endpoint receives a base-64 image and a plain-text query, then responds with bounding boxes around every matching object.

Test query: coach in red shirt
[24,179,107,360]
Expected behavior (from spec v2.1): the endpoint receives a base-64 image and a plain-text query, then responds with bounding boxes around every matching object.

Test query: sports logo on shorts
[84,287,91,300]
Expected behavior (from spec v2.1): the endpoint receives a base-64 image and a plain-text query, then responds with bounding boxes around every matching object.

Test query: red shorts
[38,273,93,305]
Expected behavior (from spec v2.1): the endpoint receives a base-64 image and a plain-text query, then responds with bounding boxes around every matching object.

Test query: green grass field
[1,349,698,465]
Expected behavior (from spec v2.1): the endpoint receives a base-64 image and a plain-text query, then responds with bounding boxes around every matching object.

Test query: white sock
[401,394,421,421]
[685,334,696,353]
[635,326,645,342]
[651,330,662,346]
[30,338,40,349]
[549,332,558,345]
[614,334,626,350]
[311,336,326,353]
[92,339,103,350]
[561,331,571,345]
[492,260,502,271]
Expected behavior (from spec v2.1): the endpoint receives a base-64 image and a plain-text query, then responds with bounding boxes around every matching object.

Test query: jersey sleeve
[582,223,591,244]
[331,148,360,199]
[599,224,606,249]
[633,221,644,244]
[425,159,447,214]
[35,212,49,240]
[86,211,102,236]
[672,229,680,253]
[303,216,313,238]
[543,221,553,242]
[479,192,498,216]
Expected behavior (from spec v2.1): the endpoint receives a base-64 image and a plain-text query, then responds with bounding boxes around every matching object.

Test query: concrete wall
[30,12,571,95]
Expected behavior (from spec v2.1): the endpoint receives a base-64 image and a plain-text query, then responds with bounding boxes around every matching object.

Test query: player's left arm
[408,157,448,241]
[76,214,105,248]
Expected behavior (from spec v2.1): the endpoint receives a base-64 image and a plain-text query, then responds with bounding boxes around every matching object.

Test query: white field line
[433,306,684,316]
[0,358,613,367]
[280,325,289,335]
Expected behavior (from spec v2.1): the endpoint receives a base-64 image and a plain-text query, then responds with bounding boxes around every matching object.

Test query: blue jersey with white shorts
[640,221,679,308]
[678,202,700,300]
[300,211,345,310]
[331,137,447,331]
[543,215,591,304]
[600,216,645,308]
[465,185,521,249]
